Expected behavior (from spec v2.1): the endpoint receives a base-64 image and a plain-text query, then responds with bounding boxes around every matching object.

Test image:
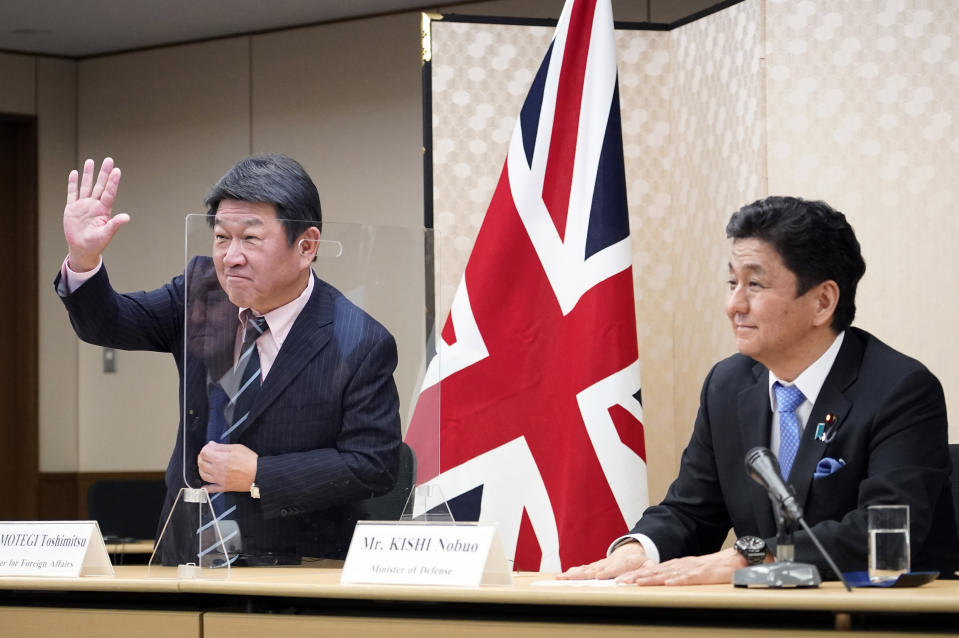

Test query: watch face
[738,536,764,553]
[735,536,766,566]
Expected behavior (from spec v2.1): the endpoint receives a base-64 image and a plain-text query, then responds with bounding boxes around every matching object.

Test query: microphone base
[733,561,822,588]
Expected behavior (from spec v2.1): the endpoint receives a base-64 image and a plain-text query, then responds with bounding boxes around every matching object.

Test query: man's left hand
[198,441,258,493]
[614,547,749,586]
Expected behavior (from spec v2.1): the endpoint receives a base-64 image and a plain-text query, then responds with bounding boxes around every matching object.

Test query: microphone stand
[775,502,795,562]
[733,496,852,591]
[733,497,821,588]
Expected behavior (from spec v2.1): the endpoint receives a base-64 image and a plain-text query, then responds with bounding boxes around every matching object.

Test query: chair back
[87,479,166,540]
[950,444,959,531]
[362,442,416,521]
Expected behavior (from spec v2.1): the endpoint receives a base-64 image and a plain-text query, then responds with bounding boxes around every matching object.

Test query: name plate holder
[0,521,115,577]
[341,521,512,586]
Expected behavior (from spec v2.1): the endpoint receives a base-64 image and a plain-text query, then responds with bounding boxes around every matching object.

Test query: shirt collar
[768,330,845,410]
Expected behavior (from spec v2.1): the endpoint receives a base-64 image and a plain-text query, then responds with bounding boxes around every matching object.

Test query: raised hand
[63,157,128,272]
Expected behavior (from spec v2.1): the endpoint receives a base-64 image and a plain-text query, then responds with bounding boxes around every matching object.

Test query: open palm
[63,157,129,272]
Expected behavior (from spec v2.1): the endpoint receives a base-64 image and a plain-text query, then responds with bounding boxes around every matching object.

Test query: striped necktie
[774,382,805,480]
[221,314,268,440]
[201,313,268,562]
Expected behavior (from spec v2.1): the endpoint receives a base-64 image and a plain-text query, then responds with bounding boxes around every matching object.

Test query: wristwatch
[734,535,767,565]
[250,482,261,499]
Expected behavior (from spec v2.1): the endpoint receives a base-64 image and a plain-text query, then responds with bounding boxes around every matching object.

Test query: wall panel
[251,15,423,230]
[667,0,765,482]
[0,52,35,114]
[252,14,429,425]
[765,0,959,439]
[75,38,251,471]
[37,56,79,472]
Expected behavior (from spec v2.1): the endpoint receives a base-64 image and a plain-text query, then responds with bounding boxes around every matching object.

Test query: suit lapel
[229,275,334,440]
[737,361,778,536]
[789,330,862,509]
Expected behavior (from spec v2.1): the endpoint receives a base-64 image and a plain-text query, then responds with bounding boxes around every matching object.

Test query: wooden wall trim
[0,115,38,521]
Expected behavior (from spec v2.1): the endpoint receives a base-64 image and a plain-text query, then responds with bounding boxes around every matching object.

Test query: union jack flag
[406,0,647,571]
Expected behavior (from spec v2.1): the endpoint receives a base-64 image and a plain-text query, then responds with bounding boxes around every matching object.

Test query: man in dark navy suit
[561,196,958,584]
[57,155,401,564]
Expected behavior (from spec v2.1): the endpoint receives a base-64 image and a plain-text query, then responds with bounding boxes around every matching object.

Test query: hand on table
[558,540,651,580]
[614,547,750,586]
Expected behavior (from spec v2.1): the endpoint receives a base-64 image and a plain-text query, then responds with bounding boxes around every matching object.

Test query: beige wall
[15,10,429,473]
[764,0,959,443]
[251,15,423,229]
[74,39,252,471]
[665,0,767,501]
[0,53,35,114]
[37,58,81,472]
[63,14,430,472]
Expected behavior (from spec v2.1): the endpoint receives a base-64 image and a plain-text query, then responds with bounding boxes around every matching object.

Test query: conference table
[1,566,957,637]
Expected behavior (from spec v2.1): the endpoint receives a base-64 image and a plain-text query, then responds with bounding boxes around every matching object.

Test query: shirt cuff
[61,255,103,294]
[607,533,660,564]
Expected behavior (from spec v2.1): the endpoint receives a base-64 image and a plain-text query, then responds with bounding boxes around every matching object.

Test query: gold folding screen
[428,0,959,503]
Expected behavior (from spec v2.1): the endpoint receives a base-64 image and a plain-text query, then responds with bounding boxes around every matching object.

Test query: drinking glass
[868,505,910,582]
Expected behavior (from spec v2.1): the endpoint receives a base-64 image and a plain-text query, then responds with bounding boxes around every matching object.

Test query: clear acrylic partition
[398,222,453,525]
[149,215,440,573]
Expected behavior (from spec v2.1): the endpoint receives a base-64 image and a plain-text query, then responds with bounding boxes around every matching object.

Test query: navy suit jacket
[632,328,959,577]
[57,257,401,563]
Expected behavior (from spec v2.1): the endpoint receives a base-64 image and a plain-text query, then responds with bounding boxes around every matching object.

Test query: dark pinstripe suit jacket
[630,328,959,577]
[56,257,401,563]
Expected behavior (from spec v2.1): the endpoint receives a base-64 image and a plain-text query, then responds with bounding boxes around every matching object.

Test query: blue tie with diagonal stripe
[206,383,229,443]
[202,313,268,557]
[221,314,268,441]
[206,314,268,443]
[774,382,805,480]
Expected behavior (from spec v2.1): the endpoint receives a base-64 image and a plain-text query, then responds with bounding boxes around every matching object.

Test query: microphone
[745,446,803,524]
[739,446,852,591]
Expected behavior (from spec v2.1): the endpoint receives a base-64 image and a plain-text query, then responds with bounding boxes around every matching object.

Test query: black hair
[204,153,322,244]
[726,196,866,332]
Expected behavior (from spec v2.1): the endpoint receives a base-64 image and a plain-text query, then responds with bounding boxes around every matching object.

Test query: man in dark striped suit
[56,154,401,564]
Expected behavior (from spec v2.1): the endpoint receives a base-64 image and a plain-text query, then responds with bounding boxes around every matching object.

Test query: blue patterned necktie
[774,382,805,480]
[206,383,229,442]
[204,314,268,524]
[221,313,268,440]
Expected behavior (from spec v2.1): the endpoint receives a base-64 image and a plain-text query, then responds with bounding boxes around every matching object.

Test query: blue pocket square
[814,457,845,479]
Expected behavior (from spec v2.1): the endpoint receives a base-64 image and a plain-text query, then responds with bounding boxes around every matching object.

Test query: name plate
[341,522,512,586]
[0,521,114,577]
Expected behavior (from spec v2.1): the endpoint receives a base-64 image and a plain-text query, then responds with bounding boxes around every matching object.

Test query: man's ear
[296,227,321,262]
[812,280,839,328]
